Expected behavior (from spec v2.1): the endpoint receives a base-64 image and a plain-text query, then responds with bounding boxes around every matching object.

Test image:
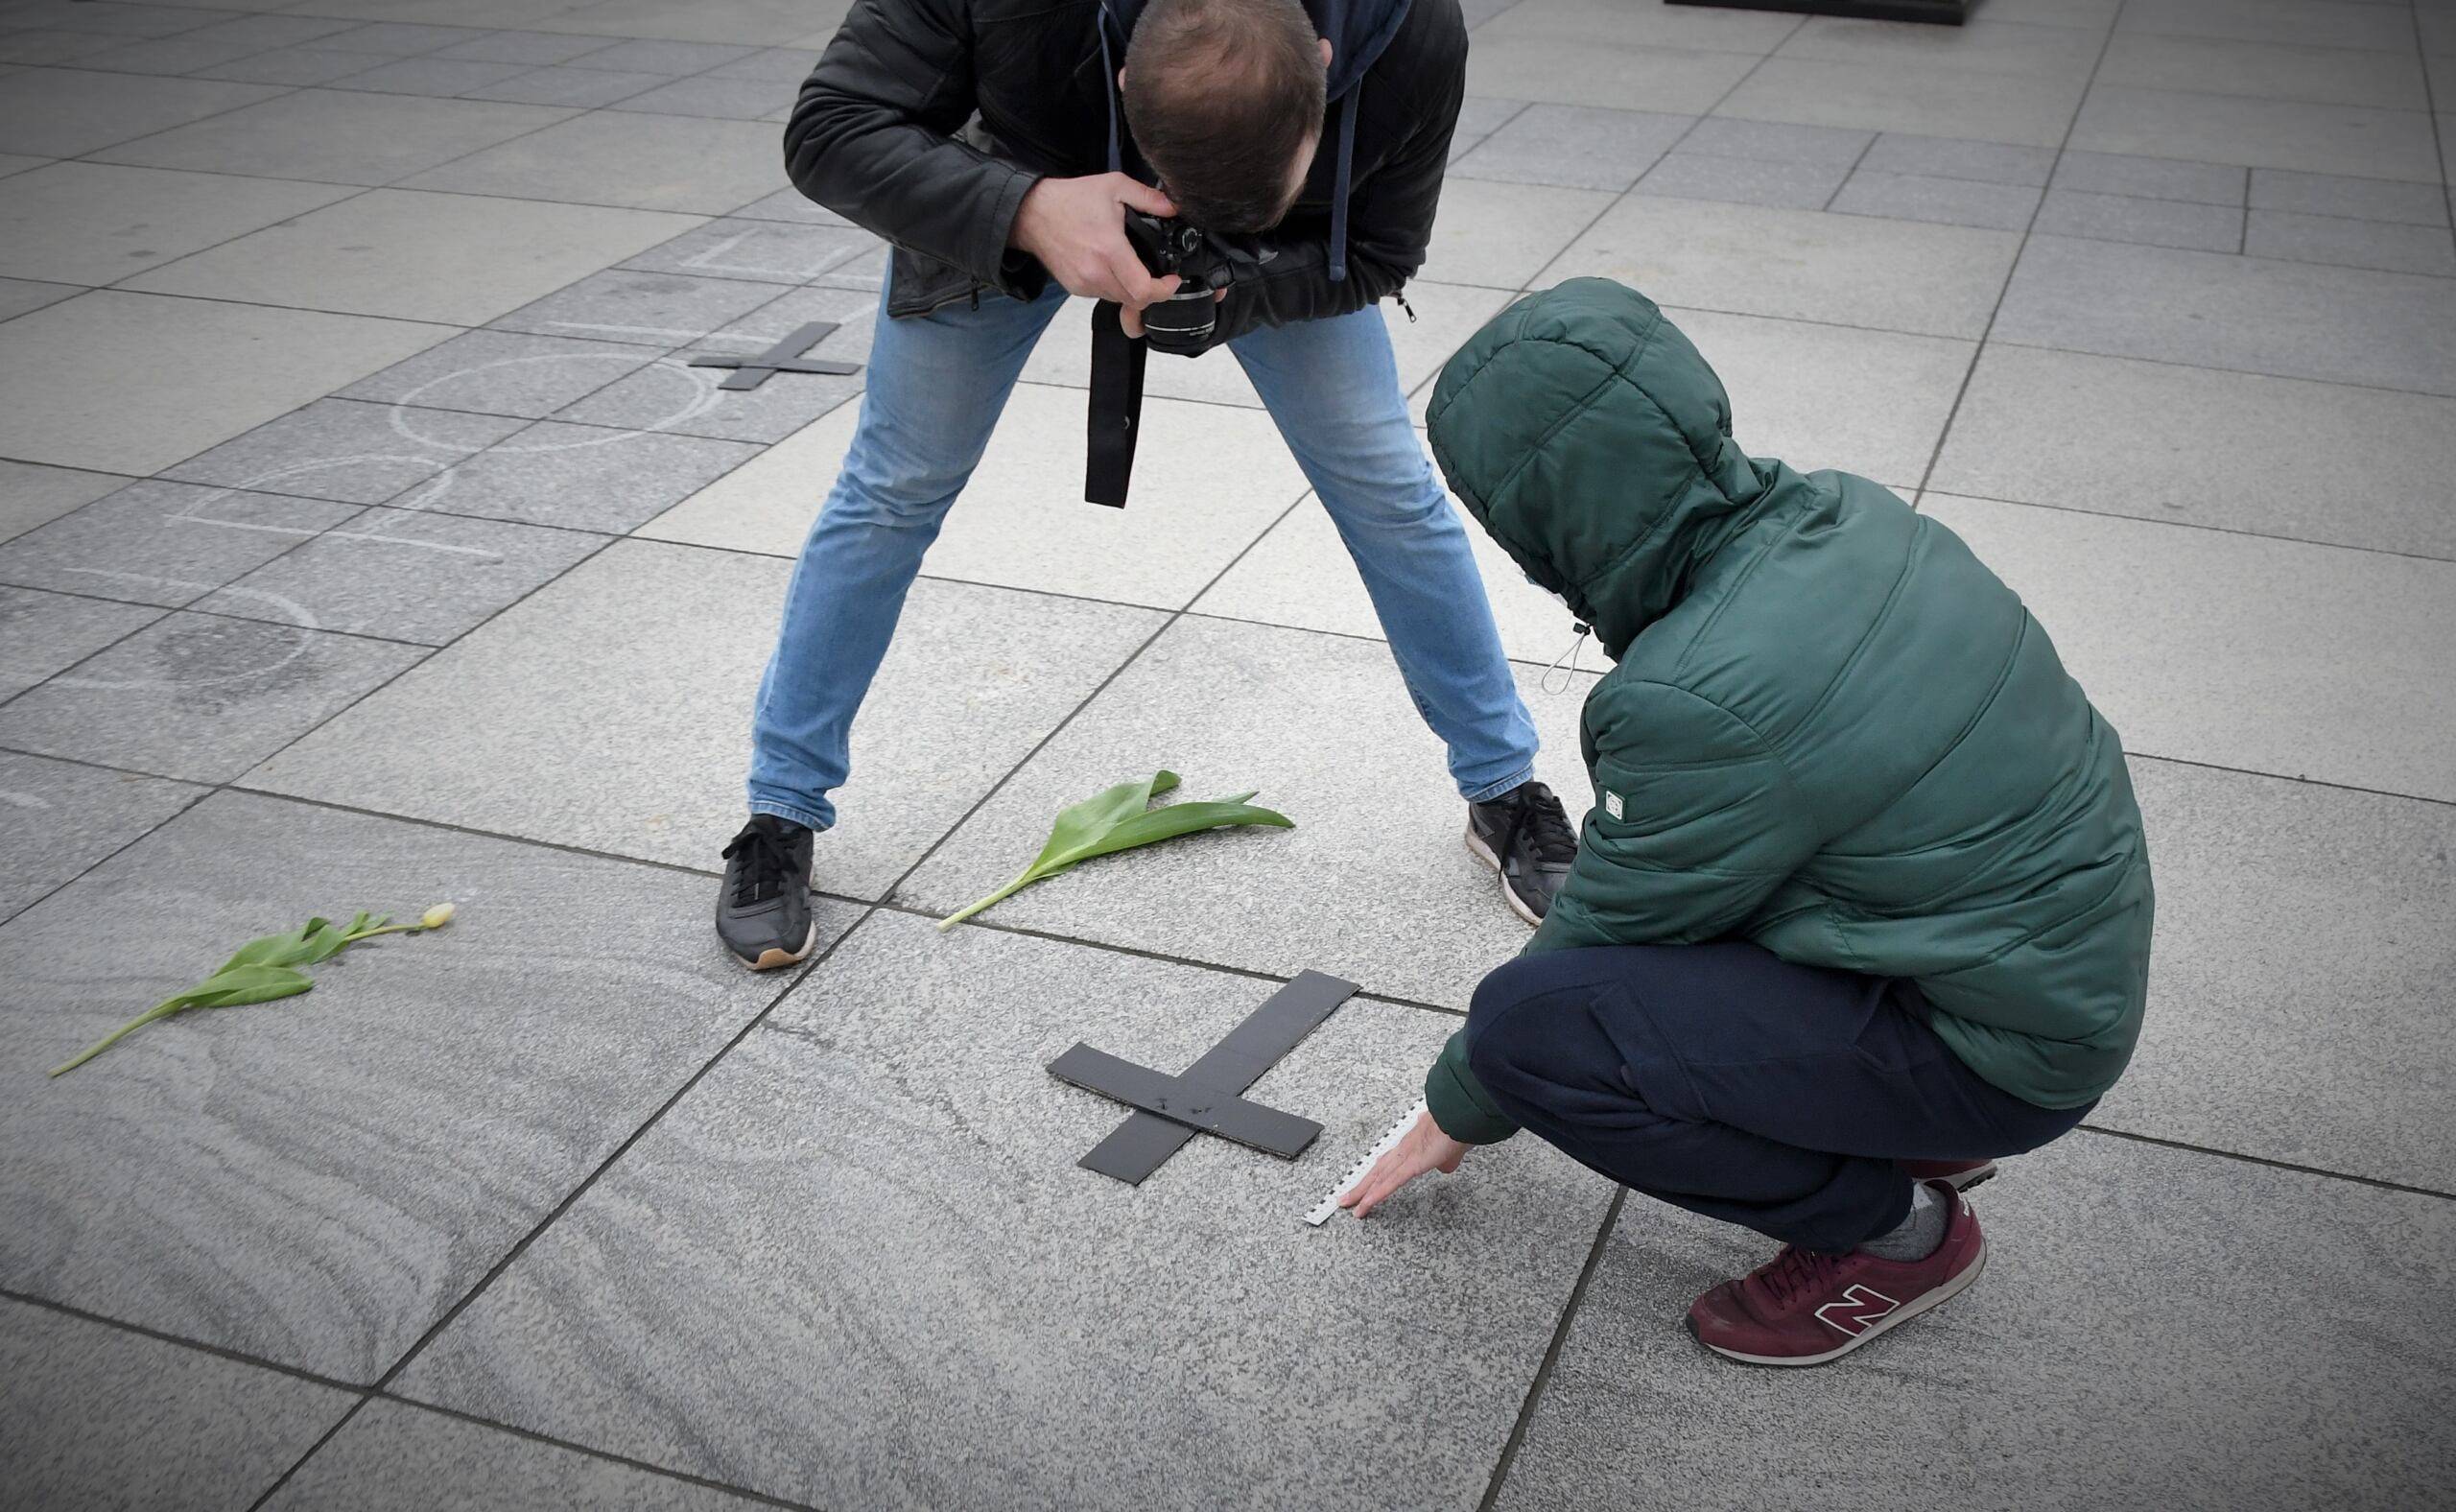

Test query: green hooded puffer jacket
[1423,279,2153,1144]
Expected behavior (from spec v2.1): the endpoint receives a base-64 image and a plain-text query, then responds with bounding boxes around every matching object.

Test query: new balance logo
[1814,1285,1901,1336]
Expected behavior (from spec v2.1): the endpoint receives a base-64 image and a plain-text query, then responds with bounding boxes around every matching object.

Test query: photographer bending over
[719,0,1574,965]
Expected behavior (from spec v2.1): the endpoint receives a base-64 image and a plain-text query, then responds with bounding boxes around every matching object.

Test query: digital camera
[1121,210,1246,355]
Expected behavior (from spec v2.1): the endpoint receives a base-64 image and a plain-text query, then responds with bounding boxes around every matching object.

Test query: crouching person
[1343,279,2154,1367]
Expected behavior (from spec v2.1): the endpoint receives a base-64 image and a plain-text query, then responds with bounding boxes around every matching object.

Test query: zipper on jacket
[1391,290,1417,322]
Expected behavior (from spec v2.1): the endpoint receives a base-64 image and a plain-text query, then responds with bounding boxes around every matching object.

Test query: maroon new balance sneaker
[1688,1182,1987,1367]
[1901,1158,1997,1192]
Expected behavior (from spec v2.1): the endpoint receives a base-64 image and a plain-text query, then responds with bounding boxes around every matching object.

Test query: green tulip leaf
[938,770,1290,930]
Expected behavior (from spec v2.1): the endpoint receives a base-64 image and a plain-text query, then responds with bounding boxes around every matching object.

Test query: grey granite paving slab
[0,161,356,285]
[702,43,817,82]
[0,273,76,318]
[559,289,874,442]
[415,420,762,532]
[2247,210,2456,277]
[0,790,846,1381]
[329,53,531,95]
[1539,194,2020,339]
[607,73,785,118]
[0,293,452,478]
[0,460,127,545]
[1923,493,2456,803]
[2096,30,2430,110]
[1930,343,2456,559]
[1994,234,2456,395]
[0,28,126,65]
[339,329,664,418]
[2249,168,2450,227]
[194,505,607,644]
[1445,93,1524,161]
[900,616,1594,1007]
[125,189,700,325]
[1830,169,2042,230]
[1420,177,1615,289]
[619,216,880,284]
[402,108,780,214]
[177,12,364,51]
[0,748,201,922]
[429,29,626,64]
[1674,304,1971,489]
[0,582,160,697]
[164,398,523,507]
[246,540,1166,894]
[2118,0,2416,52]
[2105,758,2456,1188]
[1714,58,2087,148]
[67,29,278,74]
[0,1297,354,1512]
[5,3,238,35]
[2051,147,2245,205]
[1635,151,1846,211]
[489,268,785,345]
[1463,34,1759,113]
[1475,0,1800,53]
[0,480,360,607]
[0,66,279,157]
[0,610,425,780]
[1677,115,1872,166]
[1857,130,2058,186]
[638,381,1308,606]
[88,87,574,185]
[1449,104,1695,191]
[1489,1132,2456,1512]
[264,1400,769,1512]
[459,62,664,106]
[399,911,1619,1511]
[317,20,490,56]
[721,182,851,224]
[2070,84,2443,182]
[1774,15,2104,79]
[2034,187,2243,251]
[192,43,395,85]
[568,36,757,73]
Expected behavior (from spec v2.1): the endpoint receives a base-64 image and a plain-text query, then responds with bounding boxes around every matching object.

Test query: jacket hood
[1102,0,1410,279]
[1427,278,1778,657]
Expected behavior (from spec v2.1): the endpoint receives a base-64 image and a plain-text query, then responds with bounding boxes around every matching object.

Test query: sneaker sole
[1463,827,1545,929]
[1929,1162,1997,1193]
[1690,1237,1990,1369]
[738,919,818,973]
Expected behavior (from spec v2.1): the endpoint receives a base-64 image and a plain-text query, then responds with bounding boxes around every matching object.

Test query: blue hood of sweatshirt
[1099,0,1412,280]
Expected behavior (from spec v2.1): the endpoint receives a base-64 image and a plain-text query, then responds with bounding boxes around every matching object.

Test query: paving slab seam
[239,901,886,1512]
[2412,0,2456,230]
[1987,333,2456,402]
[1912,4,2132,503]
[0,1284,371,1396]
[362,1393,834,1512]
[2073,1122,2456,1203]
[1917,484,2456,565]
[1820,129,1883,214]
[1476,1187,1630,1512]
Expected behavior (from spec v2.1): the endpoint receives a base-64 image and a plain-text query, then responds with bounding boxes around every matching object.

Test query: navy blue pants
[1464,943,2091,1252]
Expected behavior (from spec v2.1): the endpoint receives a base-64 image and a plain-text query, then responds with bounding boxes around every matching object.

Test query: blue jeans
[746,279,1540,832]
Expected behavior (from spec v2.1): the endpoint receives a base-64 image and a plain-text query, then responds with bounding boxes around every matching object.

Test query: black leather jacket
[784,0,1466,348]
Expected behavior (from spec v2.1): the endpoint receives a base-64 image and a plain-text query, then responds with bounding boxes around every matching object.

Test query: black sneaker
[717,815,816,970]
[1466,780,1577,926]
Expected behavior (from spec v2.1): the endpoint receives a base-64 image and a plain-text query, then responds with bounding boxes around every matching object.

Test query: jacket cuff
[1425,1029,1519,1146]
[973,163,1044,300]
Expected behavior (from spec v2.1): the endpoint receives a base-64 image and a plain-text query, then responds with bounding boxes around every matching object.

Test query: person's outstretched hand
[1009,173,1181,336]
[1340,1110,1470,1218]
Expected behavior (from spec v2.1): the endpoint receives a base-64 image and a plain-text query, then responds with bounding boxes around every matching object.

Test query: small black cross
[1049,970,1358,1185]
[686,320,864,391]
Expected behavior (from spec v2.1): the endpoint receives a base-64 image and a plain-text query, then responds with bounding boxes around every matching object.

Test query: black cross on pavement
[1048,970,1358,1185]
[687,320,864,391]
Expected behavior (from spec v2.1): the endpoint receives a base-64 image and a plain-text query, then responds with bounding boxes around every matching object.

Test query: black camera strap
[1085,298,1145,508]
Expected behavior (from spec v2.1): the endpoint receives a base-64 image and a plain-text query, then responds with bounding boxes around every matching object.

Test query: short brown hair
[1122,0,1327,234]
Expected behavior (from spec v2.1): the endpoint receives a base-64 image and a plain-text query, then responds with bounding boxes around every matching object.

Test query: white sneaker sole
[743,919,818,973]
[1697,1237,1990,1368]
[1463,827,1545,929]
